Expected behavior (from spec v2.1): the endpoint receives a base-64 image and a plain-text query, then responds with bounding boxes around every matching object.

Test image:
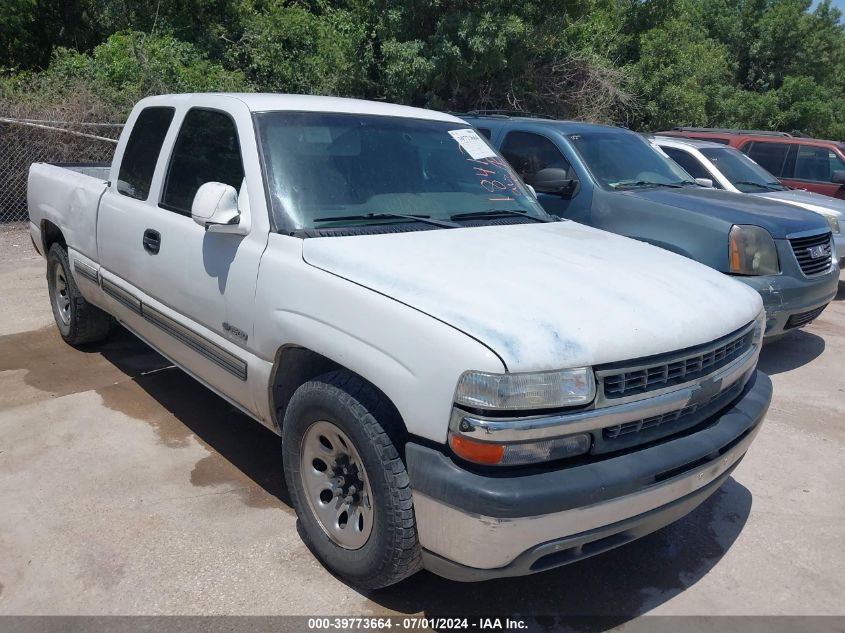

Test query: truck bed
[28,162,111,261]
[52,162,111,181]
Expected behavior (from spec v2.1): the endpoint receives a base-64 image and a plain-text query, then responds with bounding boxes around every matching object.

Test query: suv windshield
[568,130,693,189]
[255,112,547,230]
[700,147,786,192]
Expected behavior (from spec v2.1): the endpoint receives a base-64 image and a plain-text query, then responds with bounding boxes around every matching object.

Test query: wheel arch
[268,344,408,441]
[41,219,66,254]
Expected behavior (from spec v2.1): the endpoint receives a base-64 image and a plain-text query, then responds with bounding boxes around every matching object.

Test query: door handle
[142,229,161,255]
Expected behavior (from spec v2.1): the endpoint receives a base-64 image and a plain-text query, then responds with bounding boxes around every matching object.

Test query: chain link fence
[0,119,123,223]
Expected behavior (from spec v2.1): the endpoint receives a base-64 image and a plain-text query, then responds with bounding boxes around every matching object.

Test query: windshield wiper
[313,212,459,228]
[450,209,552,223]
[612,180,684,189]
[734,180,782,191]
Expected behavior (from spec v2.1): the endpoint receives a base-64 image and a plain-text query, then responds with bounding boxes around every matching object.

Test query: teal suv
[462,114,840,338]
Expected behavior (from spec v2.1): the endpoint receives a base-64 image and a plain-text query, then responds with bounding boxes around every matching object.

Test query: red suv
[657,128,845,200]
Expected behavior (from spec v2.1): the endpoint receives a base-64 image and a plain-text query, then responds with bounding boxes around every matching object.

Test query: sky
[811,0,845,15]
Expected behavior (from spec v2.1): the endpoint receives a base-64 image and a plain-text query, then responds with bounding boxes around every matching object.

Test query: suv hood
[625,187,829,238]
[751,189,845,220]
[302,222,762,371]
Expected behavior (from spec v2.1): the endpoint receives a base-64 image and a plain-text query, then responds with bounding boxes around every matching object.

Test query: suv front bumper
[407,371,771,582]
[738,266,838,338]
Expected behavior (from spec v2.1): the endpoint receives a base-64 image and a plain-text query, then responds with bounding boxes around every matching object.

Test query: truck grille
[789,232,833,276]
[599,324,754,400]
[603,378,745,440]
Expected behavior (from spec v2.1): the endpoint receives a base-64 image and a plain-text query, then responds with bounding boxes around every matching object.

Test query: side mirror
[532,168,577,197]
[191,182,245,234]
[832,170,845,185]
[695,177,714,188]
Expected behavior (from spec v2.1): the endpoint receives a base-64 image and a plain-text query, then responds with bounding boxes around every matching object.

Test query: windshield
[567,130,694,189]
[255,112,547,230]
[700,147,786,192]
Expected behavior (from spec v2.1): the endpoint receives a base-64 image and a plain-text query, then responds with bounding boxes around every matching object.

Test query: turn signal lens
[449,431,592,466]
[449,434,505,465]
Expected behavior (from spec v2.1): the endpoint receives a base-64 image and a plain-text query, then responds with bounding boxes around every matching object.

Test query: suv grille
[789,232,833,276]
[600,324,754,400]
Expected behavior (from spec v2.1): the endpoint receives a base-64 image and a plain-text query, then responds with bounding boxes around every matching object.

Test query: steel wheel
[299,419,375,550]
[52,265,72,326]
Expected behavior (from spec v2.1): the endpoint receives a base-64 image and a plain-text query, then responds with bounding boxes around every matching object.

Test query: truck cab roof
[138,93,463,122]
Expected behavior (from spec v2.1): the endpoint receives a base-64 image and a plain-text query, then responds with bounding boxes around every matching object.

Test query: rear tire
[46,244,111,346]
[282,370,421,589]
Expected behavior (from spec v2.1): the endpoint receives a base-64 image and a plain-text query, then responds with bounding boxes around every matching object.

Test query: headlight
[825,215,840,234]
[729,225,780,275]
[454,367,595,410]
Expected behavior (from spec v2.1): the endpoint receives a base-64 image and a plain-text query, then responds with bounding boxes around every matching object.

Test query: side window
[161,109,245,215]
[744,141,789,177]
[476,127,492,140]
[661,147,711,180]
[117,107,174,200]
[500,131,572,185]
[795,145,845,182]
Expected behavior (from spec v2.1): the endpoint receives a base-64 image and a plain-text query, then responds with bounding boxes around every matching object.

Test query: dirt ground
[1,224,843,623]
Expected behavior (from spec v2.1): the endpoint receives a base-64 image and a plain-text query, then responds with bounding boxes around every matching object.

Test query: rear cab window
[161,109,245,215]
[117,107,175,200]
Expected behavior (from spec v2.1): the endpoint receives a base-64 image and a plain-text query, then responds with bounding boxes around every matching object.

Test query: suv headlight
[825,215,840,234]
[454,367,595,410]
[729,225,780,275]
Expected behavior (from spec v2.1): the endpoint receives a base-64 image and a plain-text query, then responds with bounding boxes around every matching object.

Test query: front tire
[282,370,421,589]
[46,244,111,345]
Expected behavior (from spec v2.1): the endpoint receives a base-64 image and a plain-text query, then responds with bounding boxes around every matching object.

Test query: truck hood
[624,187,828,238]
[301,222,762,371]
[751,189,845,220]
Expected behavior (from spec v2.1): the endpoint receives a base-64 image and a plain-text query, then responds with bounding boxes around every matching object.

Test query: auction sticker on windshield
[449,129,497,160]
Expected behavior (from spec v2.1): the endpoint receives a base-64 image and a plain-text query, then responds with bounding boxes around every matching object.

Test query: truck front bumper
[407,371,771,582]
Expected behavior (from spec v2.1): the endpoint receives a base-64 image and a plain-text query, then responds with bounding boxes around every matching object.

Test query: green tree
[235,1,371,96]
[633,15,733,129]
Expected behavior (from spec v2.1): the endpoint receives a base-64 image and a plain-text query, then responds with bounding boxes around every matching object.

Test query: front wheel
[46,244,111,345]
[282,371,421,589]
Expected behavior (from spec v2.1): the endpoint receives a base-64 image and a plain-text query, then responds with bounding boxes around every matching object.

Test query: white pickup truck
[28,93,771,588]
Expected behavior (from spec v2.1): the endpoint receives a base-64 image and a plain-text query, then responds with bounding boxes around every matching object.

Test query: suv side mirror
[532,168,577,197]
[832,170,845,185]
[191,182,246,234]
[695,177,714,188]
